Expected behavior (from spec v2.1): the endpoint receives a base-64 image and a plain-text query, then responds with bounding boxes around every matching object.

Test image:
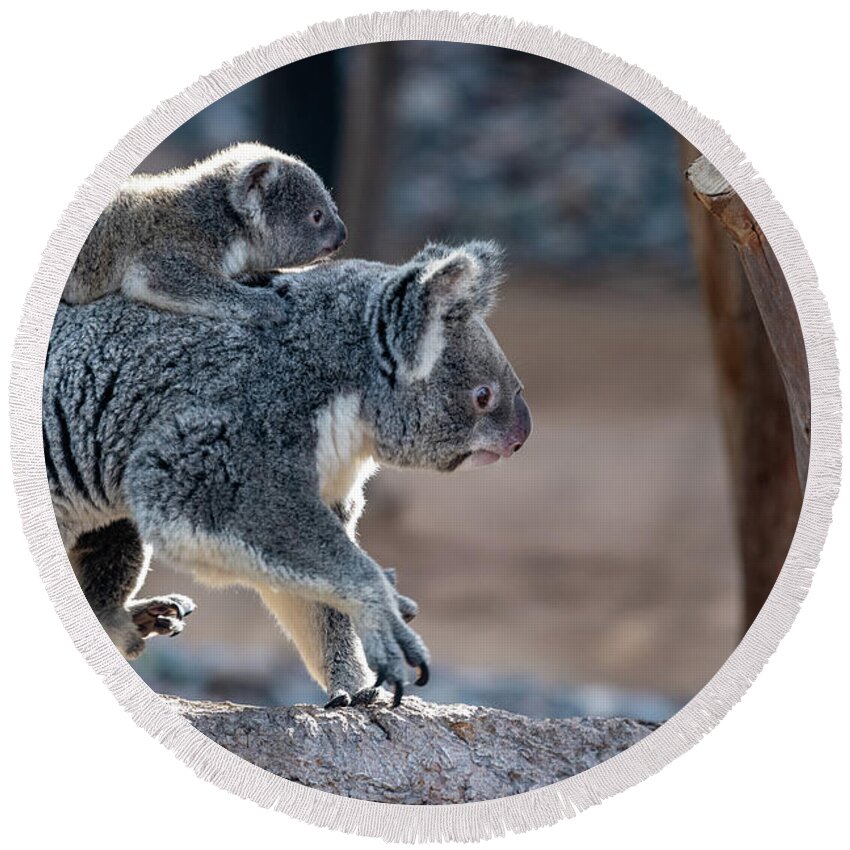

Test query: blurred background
[130,42,800,723]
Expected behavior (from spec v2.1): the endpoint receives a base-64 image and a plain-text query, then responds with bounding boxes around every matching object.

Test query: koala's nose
[323,221,347,255]
[508,393,532,455]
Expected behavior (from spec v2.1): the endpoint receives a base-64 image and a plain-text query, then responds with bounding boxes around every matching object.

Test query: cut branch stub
[686,155,810,490]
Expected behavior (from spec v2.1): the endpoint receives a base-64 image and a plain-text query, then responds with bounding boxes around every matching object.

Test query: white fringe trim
[8,10,841,843]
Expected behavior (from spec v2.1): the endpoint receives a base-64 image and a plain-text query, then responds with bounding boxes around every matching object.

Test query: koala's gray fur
[62,143,347,322]
[44,242,532,706]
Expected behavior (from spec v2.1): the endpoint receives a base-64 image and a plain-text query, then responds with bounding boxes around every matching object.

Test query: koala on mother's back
[43,241,532,708]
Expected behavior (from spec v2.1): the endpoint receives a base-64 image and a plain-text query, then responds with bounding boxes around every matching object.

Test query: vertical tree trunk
[336,43,400,260]
[681,142,803,630]
[260,53,344,191]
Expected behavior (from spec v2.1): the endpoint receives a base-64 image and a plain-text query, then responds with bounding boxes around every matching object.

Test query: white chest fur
[314,393,377,507]
[220,238,251,276]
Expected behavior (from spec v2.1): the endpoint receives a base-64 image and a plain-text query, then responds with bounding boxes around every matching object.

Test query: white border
[7,10,841,842]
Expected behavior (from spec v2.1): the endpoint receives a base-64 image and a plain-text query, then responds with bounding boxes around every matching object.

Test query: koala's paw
[129,594,196,639]
[324,686,383,710]
[351,686,382,707]
[232,269,281,290]
[324,690,352,709]
[324,686,385,710]
[383,567,419,623]
[359,604,430,708]
[248,289,292,326]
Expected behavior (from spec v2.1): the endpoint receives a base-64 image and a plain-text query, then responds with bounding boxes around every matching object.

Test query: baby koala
[63,143,347,322]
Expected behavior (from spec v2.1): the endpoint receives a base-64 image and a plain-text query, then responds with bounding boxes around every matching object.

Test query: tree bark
[165,695,656,804]
[681,144,804,630]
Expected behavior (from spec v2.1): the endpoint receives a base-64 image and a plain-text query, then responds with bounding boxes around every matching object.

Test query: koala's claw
[374,675,405,708]
[375,663,427,707]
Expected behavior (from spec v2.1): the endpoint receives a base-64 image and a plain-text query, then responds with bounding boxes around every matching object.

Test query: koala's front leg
[126,420,429,705]
[255,541,430,706]
[246,492,431,705]
[122,251,289,324]
[321,572,420,708]
[294,529,430,706]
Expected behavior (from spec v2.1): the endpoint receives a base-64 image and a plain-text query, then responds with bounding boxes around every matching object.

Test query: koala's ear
[462,240,505,311]
[231,157,281,219]
[421,241,504,319]
[409,241,455,265]
[371,243,505,384]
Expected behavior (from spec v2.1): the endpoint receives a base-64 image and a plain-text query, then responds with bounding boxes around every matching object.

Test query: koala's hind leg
[258,589,376,707]
[70,519,195,660]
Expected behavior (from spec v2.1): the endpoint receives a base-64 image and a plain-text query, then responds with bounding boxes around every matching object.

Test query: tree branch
[165,695,656,804]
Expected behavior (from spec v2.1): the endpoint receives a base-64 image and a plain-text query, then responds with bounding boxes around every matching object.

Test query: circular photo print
[20,19,829,839]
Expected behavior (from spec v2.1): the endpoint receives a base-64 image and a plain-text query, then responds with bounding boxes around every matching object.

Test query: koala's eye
[473,385,495,411]
[311,209,324,224]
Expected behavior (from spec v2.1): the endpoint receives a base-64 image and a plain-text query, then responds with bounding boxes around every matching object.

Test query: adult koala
[43,241,532,707]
